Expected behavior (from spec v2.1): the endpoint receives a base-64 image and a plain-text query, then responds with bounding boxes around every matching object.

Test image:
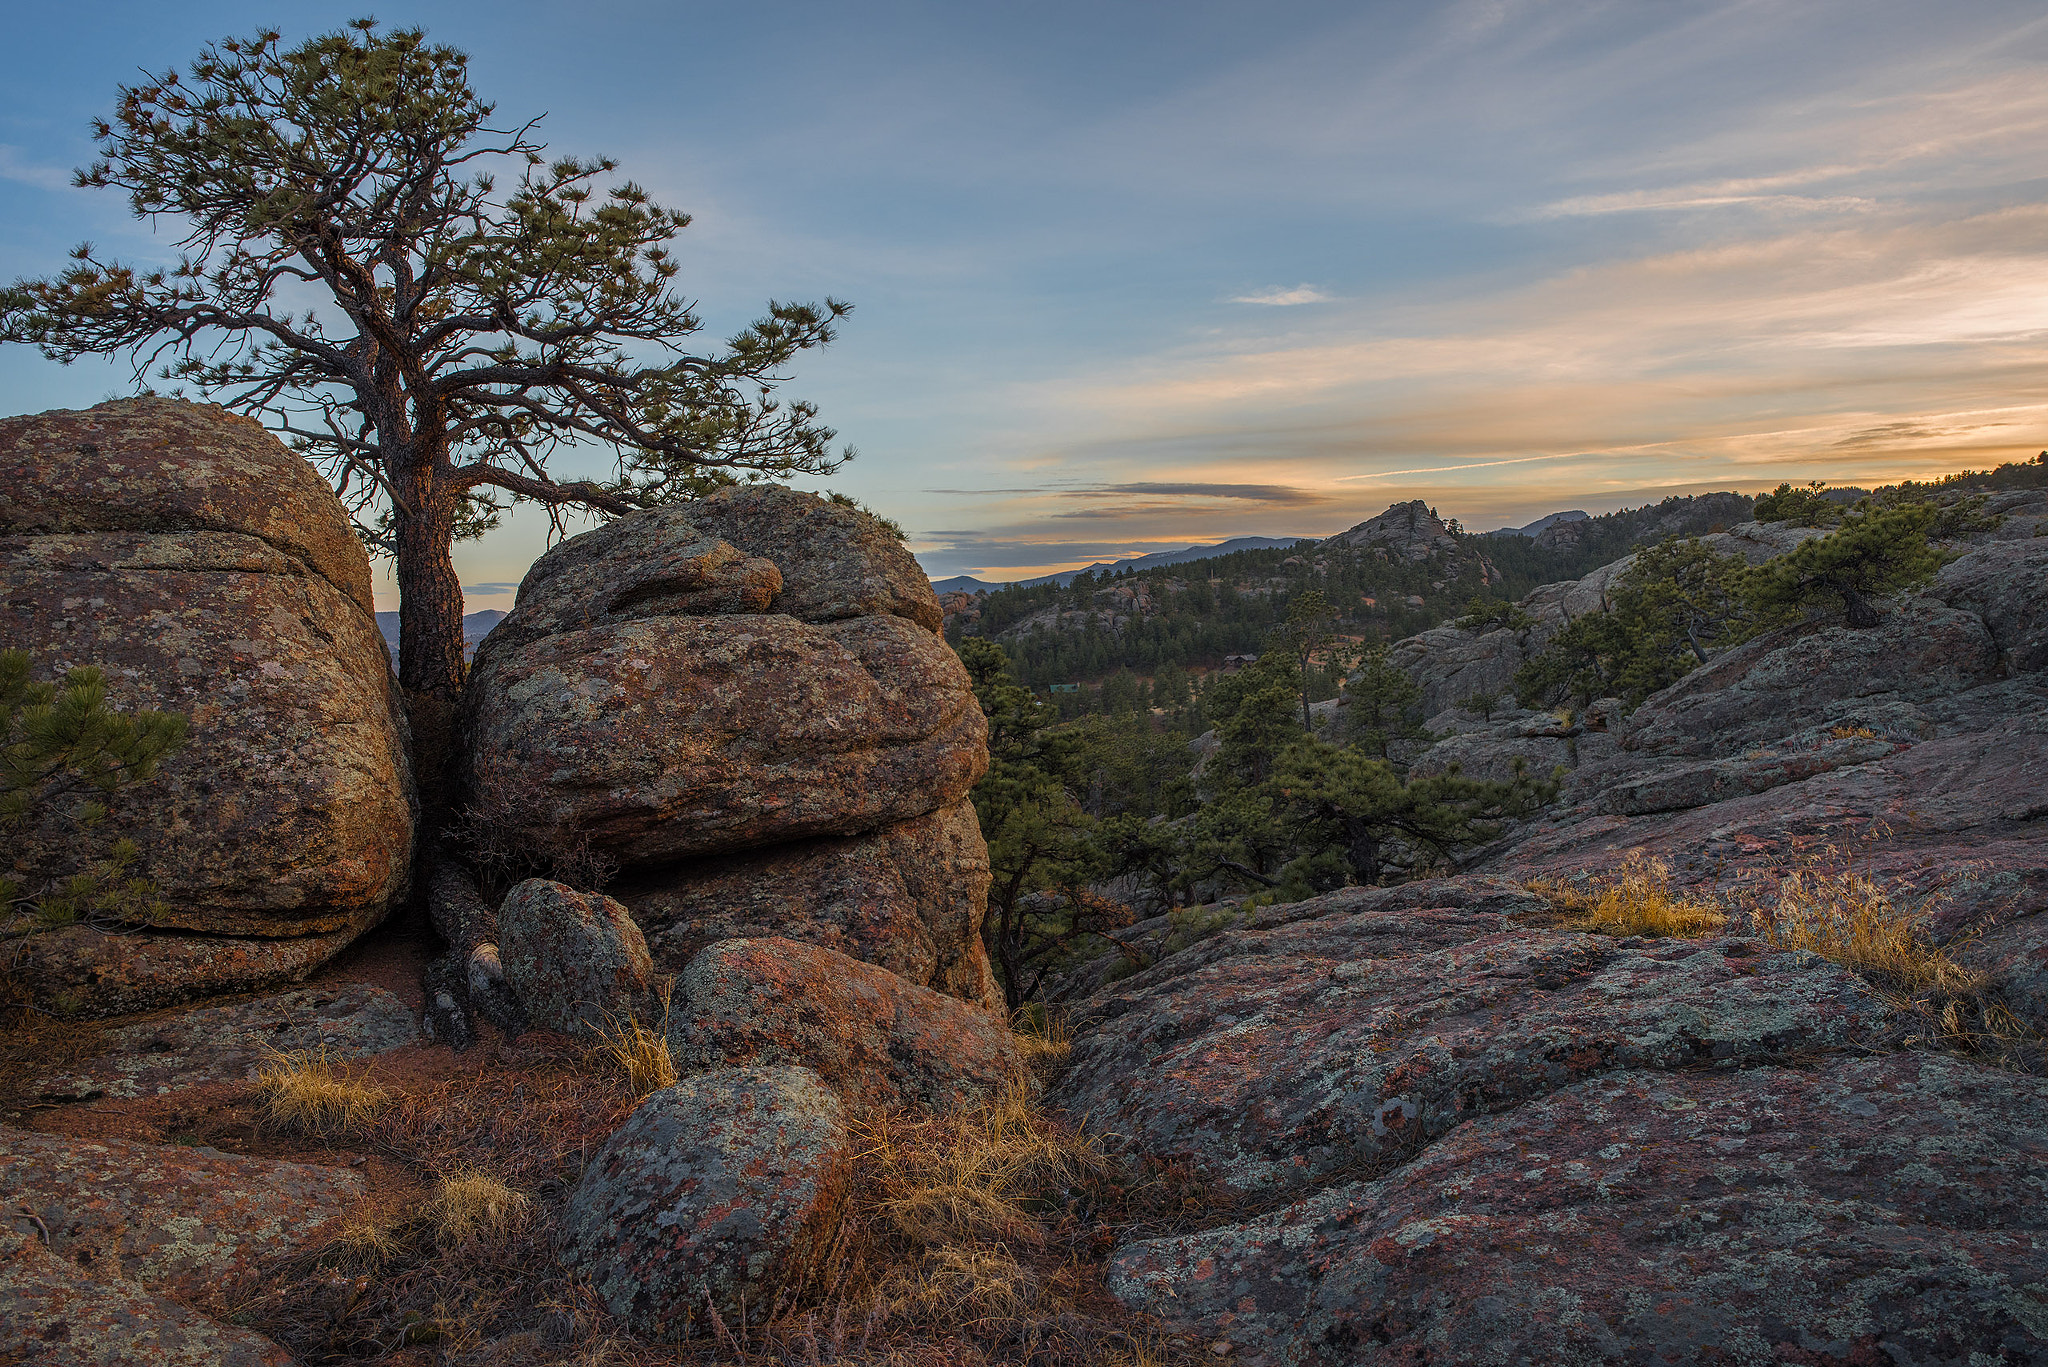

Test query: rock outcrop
[1112,1053,2048,1365]
[558,1066,850,1339]
[666,937,1024,1111]
[462,486,997,1006]
[1,399,414,1015]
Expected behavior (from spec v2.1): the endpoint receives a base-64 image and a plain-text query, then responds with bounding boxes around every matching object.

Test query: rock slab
[558,1066,849,1339]
[30,981,414,1101]
[1111,1053,2048,1365]
[1053,881,1898,1194]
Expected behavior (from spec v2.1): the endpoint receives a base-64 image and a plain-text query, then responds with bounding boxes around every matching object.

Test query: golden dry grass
[255,1047,389,1137]
[830,1079,1110,1333]
[593,983,679,1096]
[1749,864,1970,991]
[1538,854,1728,939]
[425,1166,531,1246]
[1010,1005,1072,1072]
[1828,724,1878,740]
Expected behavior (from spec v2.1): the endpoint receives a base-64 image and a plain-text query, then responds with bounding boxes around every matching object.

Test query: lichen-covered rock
[464,613,986,865]
[623,799,1000,1009]
[0,400,413,1012]
[0,1225,295,1367]
[498,878,655,1037]
[30,981,414,1100]
[0,1126,359,1365]
[479,505,782,652]
[684,483,943,632]
[1052,886,1898,1194]
[1,1129,364,1299]
[1619,598,2002,761]
[0,397,373,613]
[1109,1053,2048,1365]
[558,1066,848,1339]
[668,938,1023,1110]
[1930,535,2048,674]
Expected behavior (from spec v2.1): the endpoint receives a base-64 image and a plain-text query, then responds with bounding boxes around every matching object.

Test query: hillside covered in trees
[944,490,1759,696]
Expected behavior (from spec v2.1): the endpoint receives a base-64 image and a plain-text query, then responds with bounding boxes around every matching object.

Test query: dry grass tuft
[1743,861,2040,1066]
[1828,724,1878,740]
[425,1167,531,1246]
[255,1047,389,1137]
[1750,865,1970,992]
[825,1080,1118,1339]
[1538,854,1728,939]
[1010,1004,1072,1072]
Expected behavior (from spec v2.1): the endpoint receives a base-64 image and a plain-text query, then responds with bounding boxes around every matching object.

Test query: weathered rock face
[667,937,1023,1111]
[466,613,984,865]
[622,798,1000,1008]
[1,1127,364,1365]
[461,488,995,1007]
[1110,1053,2048,1366]
[498,878,655,1038]
[1052,879,1897,1195]
[0,400,414,1014]
[684,483,943,632]
[558,1066,849,1339]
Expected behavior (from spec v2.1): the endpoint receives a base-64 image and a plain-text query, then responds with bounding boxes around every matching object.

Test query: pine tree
[1,21,849,768]
[2,651,187,933]
[1743,504,1946,628]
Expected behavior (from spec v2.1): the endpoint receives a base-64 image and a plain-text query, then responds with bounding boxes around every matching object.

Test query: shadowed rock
[498,878,655,1039]
[623,798,1001,1009]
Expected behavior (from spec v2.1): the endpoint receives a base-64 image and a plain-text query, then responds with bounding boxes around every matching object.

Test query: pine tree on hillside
[1743,504,1946,629]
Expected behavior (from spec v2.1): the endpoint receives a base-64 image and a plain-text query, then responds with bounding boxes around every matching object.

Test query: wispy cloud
[0,144,72,191]
[1231,285,1330,306]
[1085,481,1330,504]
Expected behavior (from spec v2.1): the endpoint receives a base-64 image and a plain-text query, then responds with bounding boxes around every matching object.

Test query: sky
[3,1,2047,605]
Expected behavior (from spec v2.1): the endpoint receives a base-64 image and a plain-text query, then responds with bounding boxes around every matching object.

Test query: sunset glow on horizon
[3,1,2044,598]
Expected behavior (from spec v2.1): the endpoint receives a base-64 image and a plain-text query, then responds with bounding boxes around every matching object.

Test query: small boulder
[558,1066,849,1339]
[665,937,1023,1111]
[683,483,943,631]
[498,878,655,1038]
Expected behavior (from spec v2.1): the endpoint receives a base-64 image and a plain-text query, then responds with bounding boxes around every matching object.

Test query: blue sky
[4,1,2047,602]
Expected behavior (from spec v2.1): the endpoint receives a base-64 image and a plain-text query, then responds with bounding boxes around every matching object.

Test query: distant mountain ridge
[375,609,506,661]
[1485,509,1588,537]
[931,536,1308,594]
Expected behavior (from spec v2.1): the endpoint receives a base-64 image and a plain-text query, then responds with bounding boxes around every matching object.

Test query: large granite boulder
[0,399,414,1014]
[558,1066,849,1339]
[465,612,984,864]
[460,487,994,1007]
[621,798,1000,1008]
[667,937,1023,1111]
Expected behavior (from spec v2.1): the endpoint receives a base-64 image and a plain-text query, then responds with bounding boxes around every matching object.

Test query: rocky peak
[1325,499,1462,563]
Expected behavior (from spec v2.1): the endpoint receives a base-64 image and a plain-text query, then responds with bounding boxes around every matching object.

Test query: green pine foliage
[2,650,188,933]
[1744,504,1948,629]
[1753,480,1843,526]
